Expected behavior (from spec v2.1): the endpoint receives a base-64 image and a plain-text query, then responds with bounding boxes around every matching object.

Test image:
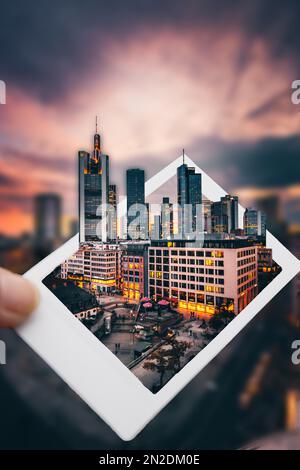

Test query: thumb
[0,268,39,327]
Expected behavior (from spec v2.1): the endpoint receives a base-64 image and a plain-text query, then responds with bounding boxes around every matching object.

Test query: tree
[143,348,175,389]
[208,305,235,330]
[166,338,192,372]
[143,338,192,389]
[208,314,224,330]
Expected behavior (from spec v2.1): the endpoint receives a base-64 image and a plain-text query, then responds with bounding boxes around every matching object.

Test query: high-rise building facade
[211,201,227,233]
[188,169,202,231]
[108,184,117,241]
[244,208,266,237]
[151,214,161,240]
[221,195,239,232]
[61,243,121,292]
[148,240,258,315]
[177,163,189,209]
[203,199,212,233]
[79,122,109,243]
[126,168,147,240]
[177,160,202,238]
[161,197,173,239]
[121,243,148,301]
[211,195,238,233]
[34,193,62,246]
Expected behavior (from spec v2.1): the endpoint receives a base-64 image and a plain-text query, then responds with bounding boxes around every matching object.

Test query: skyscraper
[126,168,147,240]
[255,195,283,240]
[188,168,202,232]
[177,163,189,209]
[211,201,227,233]
[79,118,109,243]
[211,195,239,234]
[202,198,212,233]
[108,184,117,241]
[109,184,117,206]
[221,195,239,232]
[161,197,173,239]
[244,208,266,237]
[177,154,202,238]
[34,193,62,245]
[151,214,161,240]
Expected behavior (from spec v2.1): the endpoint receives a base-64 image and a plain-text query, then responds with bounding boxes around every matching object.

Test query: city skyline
[42,124,281,393]
[76,122,267,243]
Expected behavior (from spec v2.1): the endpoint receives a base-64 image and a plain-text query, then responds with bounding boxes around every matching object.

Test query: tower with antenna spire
[93,115,101,162]
[78,118,111,243]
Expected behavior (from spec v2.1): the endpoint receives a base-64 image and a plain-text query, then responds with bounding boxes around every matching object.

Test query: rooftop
[43,275,99,314]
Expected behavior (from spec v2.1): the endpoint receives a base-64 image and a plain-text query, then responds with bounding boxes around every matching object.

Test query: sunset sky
[0,0,300,236]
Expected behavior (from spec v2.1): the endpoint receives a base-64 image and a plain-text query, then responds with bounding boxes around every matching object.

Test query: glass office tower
[126,168,147,240]
[211,195,239,234]
[161,197,173,239]
[79,123,109,243]
[177,160,202,238]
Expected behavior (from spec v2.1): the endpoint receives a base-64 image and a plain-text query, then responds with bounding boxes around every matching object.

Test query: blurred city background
[0,0,300,450]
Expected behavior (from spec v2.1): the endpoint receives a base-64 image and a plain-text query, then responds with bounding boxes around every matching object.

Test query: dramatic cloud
[1,0,300,101]
[0,0,300,235]
[187,135,300,189]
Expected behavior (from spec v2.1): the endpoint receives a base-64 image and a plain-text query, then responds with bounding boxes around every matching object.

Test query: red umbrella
[141,297,150,302]
[158,299,169,306]
[143,302,152,308]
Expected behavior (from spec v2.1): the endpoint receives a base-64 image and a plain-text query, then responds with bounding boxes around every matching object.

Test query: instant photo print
[17,154,300,441]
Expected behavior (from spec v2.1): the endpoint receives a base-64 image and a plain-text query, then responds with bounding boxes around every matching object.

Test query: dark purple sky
[0,0,300,234]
